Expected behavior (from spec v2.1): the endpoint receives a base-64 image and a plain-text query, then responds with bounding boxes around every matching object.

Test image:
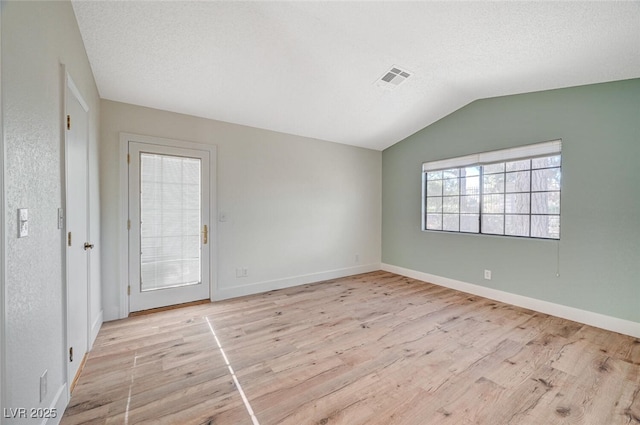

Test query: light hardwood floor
[61,271,640,424]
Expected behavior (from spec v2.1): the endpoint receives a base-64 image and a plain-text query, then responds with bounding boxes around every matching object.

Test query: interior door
[128,142,210,312]
[65,73,91,389]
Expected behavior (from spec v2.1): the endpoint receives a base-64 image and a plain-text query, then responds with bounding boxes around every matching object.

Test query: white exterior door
[128,142,211,312]
[65,73,91,388]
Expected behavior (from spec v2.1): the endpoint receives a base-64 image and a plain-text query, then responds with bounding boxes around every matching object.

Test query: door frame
[63,69,91,394]
[119,133,217,318]
[128,142,211,312]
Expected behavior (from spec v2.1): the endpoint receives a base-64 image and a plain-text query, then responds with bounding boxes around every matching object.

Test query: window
[422,140,561,239]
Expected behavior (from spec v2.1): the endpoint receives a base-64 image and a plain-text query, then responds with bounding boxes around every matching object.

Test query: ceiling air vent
[376,66,411,89]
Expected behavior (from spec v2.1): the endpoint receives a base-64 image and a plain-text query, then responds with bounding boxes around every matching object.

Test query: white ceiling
[72,1,640,151]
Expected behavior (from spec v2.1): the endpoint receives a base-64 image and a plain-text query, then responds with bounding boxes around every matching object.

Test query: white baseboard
[381,263,640,339]
[215,263,381,300]
[90,310,103,348]
[43,383,68,425]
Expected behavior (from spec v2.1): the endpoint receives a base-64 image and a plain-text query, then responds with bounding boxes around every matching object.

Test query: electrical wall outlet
[484,269,492,280]
[355,254,360,263]
[236,268,249,278]
[40,370,48,402]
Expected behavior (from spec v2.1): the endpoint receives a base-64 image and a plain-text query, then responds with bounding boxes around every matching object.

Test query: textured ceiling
[72,1,640,151]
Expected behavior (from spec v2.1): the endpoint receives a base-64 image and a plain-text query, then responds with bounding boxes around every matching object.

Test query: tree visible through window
[422,141,561,240]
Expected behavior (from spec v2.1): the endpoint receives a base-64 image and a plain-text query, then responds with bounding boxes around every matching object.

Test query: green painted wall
[382,79,640,322]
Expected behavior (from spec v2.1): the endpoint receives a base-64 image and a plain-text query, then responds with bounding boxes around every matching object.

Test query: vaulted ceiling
[72,1,640,150]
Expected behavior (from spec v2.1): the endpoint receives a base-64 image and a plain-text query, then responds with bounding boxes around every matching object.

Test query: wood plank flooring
[61,271,640,425]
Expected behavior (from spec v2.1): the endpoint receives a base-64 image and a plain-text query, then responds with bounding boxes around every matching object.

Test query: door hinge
[127,285,131,296]
[67,232,72,246]
[127,153,130,164]
[127,219,131,230]
[67,115,71,130]
[69,347,73,362]
[203,224,208,245]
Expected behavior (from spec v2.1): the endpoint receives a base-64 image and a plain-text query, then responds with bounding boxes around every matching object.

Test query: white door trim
[119,133,217,318]
[63,70,91,396]
[128,142,211,312]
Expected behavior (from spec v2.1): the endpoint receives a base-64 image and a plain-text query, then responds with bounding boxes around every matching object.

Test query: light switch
[18,208,28,238]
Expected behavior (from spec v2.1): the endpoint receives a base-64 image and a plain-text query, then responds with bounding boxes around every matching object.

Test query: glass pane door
[140,153,201,291]
[128,140,211,313]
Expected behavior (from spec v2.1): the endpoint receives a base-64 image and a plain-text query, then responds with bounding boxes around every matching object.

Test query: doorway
[64,72,91,390]
[127,139,214,313]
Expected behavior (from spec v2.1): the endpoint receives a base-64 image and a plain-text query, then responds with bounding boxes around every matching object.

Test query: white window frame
[422,140,562,240]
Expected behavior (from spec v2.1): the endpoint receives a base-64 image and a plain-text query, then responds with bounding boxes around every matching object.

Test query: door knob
[84,242,94,250]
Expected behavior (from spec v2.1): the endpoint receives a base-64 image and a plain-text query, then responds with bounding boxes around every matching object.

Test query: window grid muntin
[423,154,560,239]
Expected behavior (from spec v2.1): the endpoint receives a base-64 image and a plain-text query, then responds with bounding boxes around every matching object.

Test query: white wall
[1,4,5,421]
[101,100,381,320]
[2,2,101,423]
